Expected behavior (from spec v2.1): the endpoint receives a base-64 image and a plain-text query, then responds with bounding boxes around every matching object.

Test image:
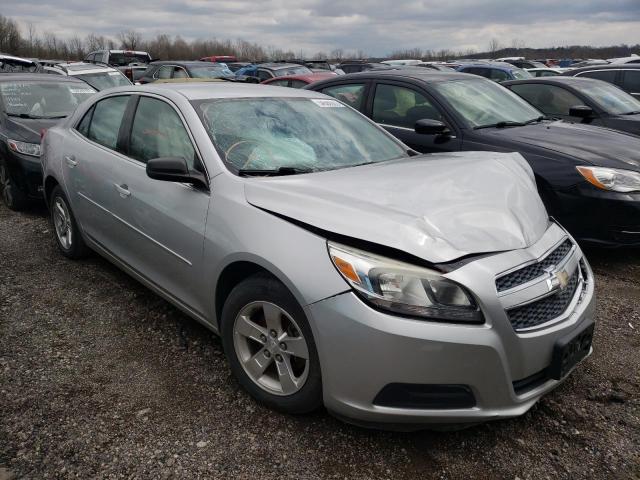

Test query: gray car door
[63,94,131,253]
[104,94,210,313]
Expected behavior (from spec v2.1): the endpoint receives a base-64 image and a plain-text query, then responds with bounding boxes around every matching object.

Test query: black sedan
[307,70,640,246]
[502,77,640,136]
[0,74,96,210]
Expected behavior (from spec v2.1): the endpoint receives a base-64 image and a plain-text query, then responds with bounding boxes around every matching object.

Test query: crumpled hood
[244,152,549,263]
[481,120,640,169]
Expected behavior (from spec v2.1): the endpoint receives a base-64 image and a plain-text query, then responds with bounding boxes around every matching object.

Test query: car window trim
[126,93,210,190]
[370,80,458,136]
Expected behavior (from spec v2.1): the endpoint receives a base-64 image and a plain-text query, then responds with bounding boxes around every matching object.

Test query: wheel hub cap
[233,301,310,396]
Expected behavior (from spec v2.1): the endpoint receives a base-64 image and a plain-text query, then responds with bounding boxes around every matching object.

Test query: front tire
[0,161,28,211]
[221,273,323,414]
[50,185,89,259]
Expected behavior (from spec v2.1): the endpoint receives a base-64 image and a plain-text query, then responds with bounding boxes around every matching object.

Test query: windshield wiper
[621,110,640,116]
[238,166,314,176]
[524,115,546,124]
[473,121,527,130]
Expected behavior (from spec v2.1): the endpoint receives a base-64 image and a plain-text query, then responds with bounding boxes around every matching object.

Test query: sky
[4,0,640,56]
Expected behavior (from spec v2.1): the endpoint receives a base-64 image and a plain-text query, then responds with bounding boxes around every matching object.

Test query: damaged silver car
[41,83,595,429]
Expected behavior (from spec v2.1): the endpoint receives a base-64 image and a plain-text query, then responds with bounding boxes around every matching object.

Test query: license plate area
[549,322,594,380]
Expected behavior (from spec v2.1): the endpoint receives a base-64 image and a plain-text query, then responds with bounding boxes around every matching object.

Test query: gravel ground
[1,202,639,480]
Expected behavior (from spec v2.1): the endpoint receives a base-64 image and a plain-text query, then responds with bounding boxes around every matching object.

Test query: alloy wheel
[53,197,73,250]
[233,301,310,396]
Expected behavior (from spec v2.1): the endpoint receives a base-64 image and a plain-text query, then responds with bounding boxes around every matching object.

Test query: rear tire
[50,185,89,259]
[221,273,323,414]
[0,161,28,211]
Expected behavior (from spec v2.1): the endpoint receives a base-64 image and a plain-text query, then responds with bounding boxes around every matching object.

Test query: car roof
[458,62,515,71]
[265,72,336,82]
[58,62,118,73]
[103,82,328,101]
[0,73,86,83]
[150,60,221,67]
[565,64,640,74]
[258,63,306,70]
[502,76,605,87]
[320,70,476,83]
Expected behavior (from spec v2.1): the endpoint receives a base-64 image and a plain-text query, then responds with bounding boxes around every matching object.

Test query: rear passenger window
[577,70,617,83]
[86,96,129,150]
[290,80,308,89]
[490,69,510,82]
[322,84,366,110]
[622,71,640,93]
[129,97,197,167]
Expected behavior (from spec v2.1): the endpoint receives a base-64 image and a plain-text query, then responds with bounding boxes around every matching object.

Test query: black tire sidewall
[50,185,88,259]
[220,274,323,414]
[0,162,28,211]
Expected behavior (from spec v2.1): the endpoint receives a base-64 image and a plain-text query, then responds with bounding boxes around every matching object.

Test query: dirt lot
[0,202,639,480]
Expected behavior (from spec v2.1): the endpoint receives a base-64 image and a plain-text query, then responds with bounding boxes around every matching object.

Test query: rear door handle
[114,183,131,198]
[64,155,77,168]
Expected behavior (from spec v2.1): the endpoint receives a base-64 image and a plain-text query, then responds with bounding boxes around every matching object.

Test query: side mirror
[569,105,594,118]
[146,157,207,188]
[415,119,450,135]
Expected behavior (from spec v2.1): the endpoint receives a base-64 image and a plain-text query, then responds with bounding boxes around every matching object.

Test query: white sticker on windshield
[70,88,95,94]
[108,71,120,76]
[311,99,344,108]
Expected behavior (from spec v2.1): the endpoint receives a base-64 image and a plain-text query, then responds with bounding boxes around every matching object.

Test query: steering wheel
[225,140,274,169]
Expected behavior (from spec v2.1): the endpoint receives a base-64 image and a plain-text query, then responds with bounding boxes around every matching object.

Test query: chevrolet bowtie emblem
[547,269,570,293]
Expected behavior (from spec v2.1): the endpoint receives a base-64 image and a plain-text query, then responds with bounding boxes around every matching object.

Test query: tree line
[0,14,637,62]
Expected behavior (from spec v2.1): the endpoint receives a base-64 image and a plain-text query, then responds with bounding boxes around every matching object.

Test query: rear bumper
[305,226,596,429]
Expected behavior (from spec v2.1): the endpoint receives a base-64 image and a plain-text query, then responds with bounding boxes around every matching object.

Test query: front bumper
[305,224,596,429]
[553,182,640,247]
[3,150,44,198]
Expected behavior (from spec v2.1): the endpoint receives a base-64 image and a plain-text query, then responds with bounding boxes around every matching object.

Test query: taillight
[125,68,132,79]
[40,129,48,141]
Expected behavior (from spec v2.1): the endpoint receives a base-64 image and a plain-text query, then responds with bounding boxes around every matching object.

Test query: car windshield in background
[109,53,150,66]
[512,68,533,79]
[0,81,96,118]
[75,72,131,91]
[273,66,312,77]
[194,97,408,173]
[435,79,543,128]
[578,82,640,115]
[189,65,234,78]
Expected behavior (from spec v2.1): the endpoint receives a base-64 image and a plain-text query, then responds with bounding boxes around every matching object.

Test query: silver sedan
[41,83,595,429]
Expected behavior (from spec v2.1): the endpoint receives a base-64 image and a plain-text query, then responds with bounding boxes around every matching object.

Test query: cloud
[3,0,640,55]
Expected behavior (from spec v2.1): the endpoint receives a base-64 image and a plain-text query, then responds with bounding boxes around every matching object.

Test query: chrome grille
[507,269,580,331]
[496,239,572,292]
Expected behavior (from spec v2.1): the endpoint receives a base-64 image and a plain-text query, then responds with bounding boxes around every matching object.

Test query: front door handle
[114,183,131,198]
[64,155,77,168]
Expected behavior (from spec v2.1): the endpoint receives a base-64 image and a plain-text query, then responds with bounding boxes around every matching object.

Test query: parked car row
[1,53,638,430]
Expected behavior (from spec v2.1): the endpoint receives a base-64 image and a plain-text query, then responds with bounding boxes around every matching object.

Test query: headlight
[8,139,41,157]
[328,242,483,323]
[576,166,640,193]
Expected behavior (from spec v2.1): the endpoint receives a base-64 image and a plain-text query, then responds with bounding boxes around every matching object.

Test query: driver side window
[129,97,197,168]
[509,84,583,117]
[372,84,444,129]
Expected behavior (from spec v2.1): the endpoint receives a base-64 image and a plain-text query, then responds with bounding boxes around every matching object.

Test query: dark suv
[84,49,153,80]
[563,64,640,99]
